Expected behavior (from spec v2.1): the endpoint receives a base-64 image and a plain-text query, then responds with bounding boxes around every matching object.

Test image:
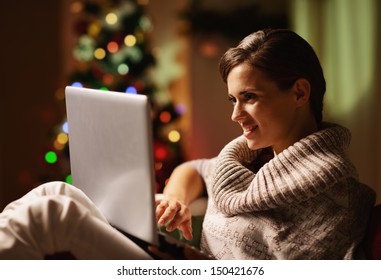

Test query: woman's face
[227,63,301,153]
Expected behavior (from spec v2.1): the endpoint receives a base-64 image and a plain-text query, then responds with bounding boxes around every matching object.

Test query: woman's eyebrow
[238,89,258,95]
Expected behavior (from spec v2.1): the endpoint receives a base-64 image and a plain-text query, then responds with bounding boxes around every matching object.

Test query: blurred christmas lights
[71,82,83,88]
[125,86,137,94]
[65,174,72,184]
[107,41,119,53]
[102,74,114,85]
[57,133,69,145]
[88,22,101,37]
[70,1,83,14]
[159,111,171,123]
[62,122,69,134]
[124,35,137,47]
[105,13,118,25]
[45,151,58,164]
[94,48,106,60]
[168,130,181,143]
[175,104,187,115]
[41,0,185,192]
[155,146,168,161]
[117,63,129,75]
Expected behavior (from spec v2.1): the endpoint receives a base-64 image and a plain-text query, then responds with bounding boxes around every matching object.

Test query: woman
[156,29,376,259]
[0,29,376,260]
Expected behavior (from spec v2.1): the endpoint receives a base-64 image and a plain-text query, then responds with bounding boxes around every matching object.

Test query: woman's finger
[157,200,181,226]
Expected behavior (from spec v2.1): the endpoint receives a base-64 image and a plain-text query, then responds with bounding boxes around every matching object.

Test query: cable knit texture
[187,123,376,259]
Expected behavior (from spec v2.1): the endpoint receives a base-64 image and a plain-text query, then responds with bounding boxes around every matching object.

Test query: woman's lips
[242,125,258,137]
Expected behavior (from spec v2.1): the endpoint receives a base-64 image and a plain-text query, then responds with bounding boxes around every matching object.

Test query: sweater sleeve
[183,158,216,196]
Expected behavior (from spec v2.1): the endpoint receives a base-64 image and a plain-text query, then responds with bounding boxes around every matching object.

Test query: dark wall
[1,1,62,210]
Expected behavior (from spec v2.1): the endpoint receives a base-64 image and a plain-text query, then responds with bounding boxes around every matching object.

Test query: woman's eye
[228,96,236,104]
[243,92,257,101]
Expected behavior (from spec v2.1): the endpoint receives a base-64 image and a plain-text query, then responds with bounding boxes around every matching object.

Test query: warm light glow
[53,140,65,150]
[137,0,149,5]
[155,147,168,160]
[117,64,129,75]
[70,1,83,14]
[168,130,181,143]
[124,35,137,47]
[105,13,118,25]
[107,41,119,53]
[57,133,69,145]
[55,88,65,100]
[155,162,163,170]
[102,74,114,85]
[94,48,106,59]
[88,22,101,37]
[159,111,171,123]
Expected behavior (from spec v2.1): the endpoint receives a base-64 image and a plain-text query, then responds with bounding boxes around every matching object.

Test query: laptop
[65,86,210,259]
[65,86,159,246]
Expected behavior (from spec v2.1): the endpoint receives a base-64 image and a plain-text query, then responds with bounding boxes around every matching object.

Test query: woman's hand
[155,196,193,241]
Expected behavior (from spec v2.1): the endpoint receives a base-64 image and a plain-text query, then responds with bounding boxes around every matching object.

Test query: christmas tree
[43,0,185,192]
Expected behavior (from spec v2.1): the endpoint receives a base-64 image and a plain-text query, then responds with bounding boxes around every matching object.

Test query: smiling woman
[0,28,377,260]
[226,65,315,153]
[157,29,377,259]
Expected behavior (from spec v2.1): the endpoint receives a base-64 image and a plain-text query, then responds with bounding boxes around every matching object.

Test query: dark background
[2,2,62,209]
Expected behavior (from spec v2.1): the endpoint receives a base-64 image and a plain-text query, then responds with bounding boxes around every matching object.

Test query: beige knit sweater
[187,124,376,259]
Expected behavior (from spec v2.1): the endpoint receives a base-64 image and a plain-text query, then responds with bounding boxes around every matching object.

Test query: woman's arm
[163,163,206,204]
[156,162,206,240]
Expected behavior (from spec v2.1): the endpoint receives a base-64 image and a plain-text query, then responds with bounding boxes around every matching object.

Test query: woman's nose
[231,103,244,122]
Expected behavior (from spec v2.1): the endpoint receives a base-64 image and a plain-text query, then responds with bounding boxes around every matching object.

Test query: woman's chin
[245,139,261,151]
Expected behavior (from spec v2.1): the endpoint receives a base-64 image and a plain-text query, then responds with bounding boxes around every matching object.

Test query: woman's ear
[293,78,311,107]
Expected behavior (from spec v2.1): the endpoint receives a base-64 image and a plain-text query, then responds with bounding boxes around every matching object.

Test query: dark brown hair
[219,29,326,124]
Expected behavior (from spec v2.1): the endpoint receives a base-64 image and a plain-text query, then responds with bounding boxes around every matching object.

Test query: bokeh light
[57,133,69,145]
[102,74,114,85]
[155,162,163,171]
[71,82,83,88]
[45,151,58,164]
[117,63,129,75]
[53,140,65,150]
[107,41,119,53]
[70,1,83,14]
[105,13,118,25]
[65,174,73,184]
[88,22,101,37]
[155,146,168,160]
[159,111,171,123]
[124,35,137,47]
[168,130,181,143]
[125,86,137,94]
[139,16,152,31]
[94,48,106,59]
[175,104,187,115]
[62,122,69,134]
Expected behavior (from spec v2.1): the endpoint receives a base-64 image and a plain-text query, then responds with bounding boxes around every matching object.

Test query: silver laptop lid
[65,86,158,245]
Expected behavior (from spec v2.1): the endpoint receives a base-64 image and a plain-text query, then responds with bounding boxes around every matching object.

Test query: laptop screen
[65,86,158,245]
